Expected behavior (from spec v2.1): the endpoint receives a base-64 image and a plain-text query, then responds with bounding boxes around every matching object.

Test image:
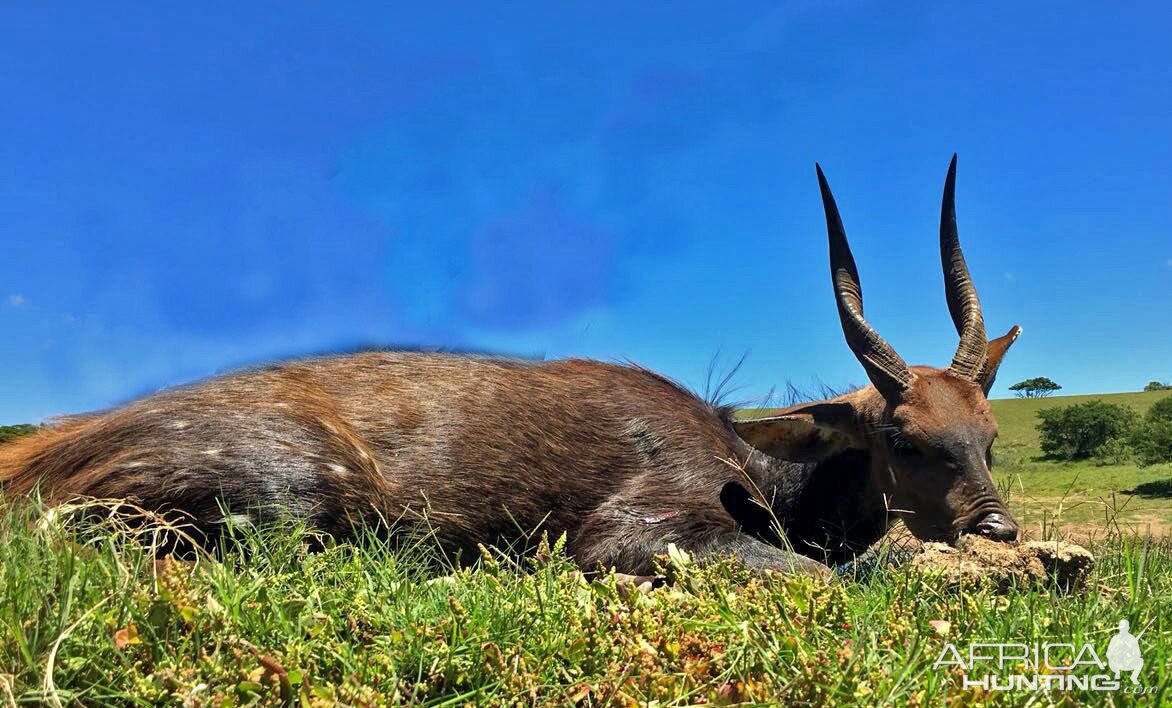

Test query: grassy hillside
[988,391,1172,537]
[989,390,1172,462]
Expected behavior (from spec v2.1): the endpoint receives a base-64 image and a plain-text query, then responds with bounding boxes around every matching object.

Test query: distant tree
[0,424,37,445]
[1131,396,1172,466]
[1143,381,1172,392]
[1037,401,1137,461]
[1009,377,1063,398]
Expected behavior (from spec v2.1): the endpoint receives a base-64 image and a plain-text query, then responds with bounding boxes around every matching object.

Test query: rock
[911,535,1094,592]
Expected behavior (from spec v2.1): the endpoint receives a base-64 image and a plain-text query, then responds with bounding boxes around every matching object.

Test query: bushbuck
[0,156,1020,577]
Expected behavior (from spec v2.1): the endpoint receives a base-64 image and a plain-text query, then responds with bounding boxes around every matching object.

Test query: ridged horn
[940,154,988,380]
[816,164,913,399]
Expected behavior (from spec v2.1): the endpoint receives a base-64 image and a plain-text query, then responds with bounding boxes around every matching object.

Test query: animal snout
[970,512,1019,542]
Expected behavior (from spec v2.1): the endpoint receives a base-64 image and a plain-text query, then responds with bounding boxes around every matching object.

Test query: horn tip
[815,165,834,199]
[943,155,958,196]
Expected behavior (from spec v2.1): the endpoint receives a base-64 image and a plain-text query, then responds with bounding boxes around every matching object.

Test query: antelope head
[738,156,1021,544]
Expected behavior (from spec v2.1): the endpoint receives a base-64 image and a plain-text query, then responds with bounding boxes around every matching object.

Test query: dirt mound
[912,535,1094,592]
[1021,539,1097,590]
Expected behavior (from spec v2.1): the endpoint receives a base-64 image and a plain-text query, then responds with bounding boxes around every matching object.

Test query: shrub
[1095,436,1133,466]
[0,424,37,445]
[1131,396,1172,466]
[1144,381,1172,392]
[1036,401,1137,461]
[1146,395,1172,422]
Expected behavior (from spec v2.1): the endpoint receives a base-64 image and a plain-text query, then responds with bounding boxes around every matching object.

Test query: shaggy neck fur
[745,446,894,565]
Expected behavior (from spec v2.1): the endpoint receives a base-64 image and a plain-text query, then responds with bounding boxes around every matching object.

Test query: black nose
[972,512,1019,542]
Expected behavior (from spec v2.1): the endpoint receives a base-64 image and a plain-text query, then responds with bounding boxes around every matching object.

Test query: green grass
[2,393,1171,705]
[0,505,1169,706]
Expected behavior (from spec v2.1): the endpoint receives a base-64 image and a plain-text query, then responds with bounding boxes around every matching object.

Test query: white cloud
[6,293,25,307]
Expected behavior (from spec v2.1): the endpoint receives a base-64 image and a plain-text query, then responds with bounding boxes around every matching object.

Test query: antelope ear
[734,400,863,462]
[978,325,1022,396]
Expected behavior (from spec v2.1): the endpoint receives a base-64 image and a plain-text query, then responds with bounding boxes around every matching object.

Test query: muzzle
[967,511,1019,542]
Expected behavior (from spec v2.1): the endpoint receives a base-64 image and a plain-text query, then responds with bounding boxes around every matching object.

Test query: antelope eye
[890,437,923,459]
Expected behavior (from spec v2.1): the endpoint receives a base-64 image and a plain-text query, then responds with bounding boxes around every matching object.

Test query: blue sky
[2,2,1170,424]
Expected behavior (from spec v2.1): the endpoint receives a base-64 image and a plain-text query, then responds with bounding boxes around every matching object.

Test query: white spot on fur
[202,448,221,456]
[326,463,348,475]
[169,420,189,431]
[122,461,147,469]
